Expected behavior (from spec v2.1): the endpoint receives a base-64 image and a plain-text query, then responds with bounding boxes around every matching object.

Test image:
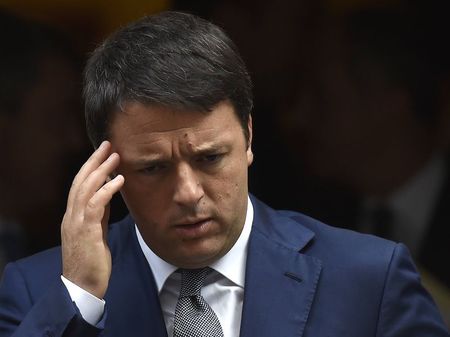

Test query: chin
[172,245,224,269]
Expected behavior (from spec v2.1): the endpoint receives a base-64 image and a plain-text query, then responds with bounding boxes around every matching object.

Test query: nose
[173,163,204,207]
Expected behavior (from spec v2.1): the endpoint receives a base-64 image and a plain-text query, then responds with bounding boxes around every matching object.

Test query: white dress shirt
[62,196,253,336]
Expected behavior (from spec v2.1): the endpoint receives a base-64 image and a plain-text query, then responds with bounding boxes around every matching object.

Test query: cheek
[207,160,248,207]
[121,179,165,217]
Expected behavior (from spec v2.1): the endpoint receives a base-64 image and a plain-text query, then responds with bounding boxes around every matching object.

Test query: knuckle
[101,183,112,193]
[86,198,97,211]
[85,197,105,220]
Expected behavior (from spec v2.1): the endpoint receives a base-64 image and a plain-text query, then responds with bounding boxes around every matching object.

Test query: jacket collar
[104,217,168,337]
[239,195,322,337]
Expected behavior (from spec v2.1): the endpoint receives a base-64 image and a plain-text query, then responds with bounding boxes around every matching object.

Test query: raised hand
[61,141,124,299]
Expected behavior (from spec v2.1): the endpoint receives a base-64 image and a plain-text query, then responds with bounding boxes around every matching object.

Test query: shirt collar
[135,196,254,293]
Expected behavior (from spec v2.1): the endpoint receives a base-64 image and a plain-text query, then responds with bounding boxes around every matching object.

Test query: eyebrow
[129,140,231,167]
[190,141,229,154]
[132,157,167,167]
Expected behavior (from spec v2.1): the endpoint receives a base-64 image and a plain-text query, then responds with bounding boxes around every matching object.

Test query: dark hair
[84,11,253,148]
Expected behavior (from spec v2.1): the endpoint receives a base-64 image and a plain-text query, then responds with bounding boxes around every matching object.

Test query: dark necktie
[173,268,224,337]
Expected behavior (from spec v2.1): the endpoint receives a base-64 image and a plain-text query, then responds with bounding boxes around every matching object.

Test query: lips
[173,218,213,239]
[175,217,210,226]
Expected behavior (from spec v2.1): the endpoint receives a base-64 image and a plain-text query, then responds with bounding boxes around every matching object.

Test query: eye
[139,164,167,175]
[197,153,224,164]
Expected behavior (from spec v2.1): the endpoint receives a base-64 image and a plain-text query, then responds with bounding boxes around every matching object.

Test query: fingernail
[98,141,108,150]
[106,153,116,161]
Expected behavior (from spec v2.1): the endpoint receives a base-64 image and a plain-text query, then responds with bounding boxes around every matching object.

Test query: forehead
[109,100,243,146]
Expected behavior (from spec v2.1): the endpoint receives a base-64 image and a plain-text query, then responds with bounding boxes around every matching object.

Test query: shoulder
[286,208,397,260]
[251,195,401,277]
[251,197,450,334]
[252,194,396,252]
[9,246,62,281]
[3,215,135,292]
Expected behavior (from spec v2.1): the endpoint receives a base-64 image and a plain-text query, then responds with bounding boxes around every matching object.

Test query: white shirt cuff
[61,275,105,326]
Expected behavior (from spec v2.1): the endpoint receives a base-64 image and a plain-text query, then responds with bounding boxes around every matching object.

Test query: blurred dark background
[0,0,449,323]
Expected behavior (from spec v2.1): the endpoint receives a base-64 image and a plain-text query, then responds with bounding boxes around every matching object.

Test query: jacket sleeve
[376,243,450,337]
[0,262,104,337]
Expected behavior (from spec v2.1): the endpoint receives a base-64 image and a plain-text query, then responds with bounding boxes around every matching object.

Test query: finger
[67,141,112,205]
[72,152,121,209]
[102,203,111,242]
[83,174,125,228]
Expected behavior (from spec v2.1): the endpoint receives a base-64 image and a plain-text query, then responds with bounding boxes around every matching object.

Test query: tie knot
[179,268,210,297]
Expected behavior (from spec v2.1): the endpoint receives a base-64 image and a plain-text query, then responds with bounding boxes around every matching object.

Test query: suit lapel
[104,217,168,337]
[240,198,322,337]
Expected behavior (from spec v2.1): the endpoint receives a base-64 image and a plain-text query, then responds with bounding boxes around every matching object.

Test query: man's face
[110,100,253,268]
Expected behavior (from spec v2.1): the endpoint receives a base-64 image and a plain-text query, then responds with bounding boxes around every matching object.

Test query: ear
[246,115,254,166]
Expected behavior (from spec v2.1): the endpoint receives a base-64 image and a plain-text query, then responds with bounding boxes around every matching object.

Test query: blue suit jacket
[0,196,448,336]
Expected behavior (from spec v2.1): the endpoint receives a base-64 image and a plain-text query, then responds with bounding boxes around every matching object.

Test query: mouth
[173,218,213,239]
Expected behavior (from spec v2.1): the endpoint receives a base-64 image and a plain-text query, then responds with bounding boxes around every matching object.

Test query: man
[0,11,448,337]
